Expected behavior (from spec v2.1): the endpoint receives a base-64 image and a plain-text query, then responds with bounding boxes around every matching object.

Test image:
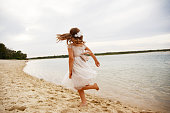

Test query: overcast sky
[0,0,170,58]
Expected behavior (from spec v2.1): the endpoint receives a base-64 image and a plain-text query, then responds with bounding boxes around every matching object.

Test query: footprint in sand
[4,97,10,100]
[106,103,111,106]
[115,101,121,105]
[37,100,43,103]
[117,110,124,113]
[6,106,26,111]
[90,100,99,103]
[61,95,66,98]
[11,102,16,104]
[102,106,107,109]
[73,97,79,99]
[49,96,57,101]
[67,97,79,101]
[47,90,55,94]
[31,89,35,91]
[69,104,77,108]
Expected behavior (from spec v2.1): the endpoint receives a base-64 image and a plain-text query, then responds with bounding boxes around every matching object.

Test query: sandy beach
[0,60,161,113]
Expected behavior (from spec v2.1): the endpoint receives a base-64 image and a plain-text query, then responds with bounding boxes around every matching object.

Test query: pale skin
[68,43,100,107]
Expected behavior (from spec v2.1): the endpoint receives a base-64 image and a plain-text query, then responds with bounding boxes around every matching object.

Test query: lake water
[24,52,170,112]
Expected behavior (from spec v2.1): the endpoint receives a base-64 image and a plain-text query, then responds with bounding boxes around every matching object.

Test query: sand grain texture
[0,60,160,113]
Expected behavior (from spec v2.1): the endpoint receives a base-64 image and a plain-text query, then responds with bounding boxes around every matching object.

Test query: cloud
[0,0,170,57]
[85,33,170,53]
[87,33,170,47]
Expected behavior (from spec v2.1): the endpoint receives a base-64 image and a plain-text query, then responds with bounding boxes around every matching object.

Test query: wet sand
[0,60,161,113]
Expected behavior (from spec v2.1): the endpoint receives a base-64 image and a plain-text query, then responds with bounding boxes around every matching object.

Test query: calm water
[24,52,170,112]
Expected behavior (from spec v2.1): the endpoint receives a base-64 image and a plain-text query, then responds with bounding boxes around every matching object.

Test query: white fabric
[61,44,97,90]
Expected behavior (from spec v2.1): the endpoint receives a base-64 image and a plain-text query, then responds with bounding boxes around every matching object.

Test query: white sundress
[61,44,97,90]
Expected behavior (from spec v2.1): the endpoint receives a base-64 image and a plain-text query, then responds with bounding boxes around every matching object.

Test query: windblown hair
[56,28,85,44]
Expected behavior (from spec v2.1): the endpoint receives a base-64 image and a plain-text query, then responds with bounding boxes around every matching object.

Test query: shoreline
[0,60,161,113]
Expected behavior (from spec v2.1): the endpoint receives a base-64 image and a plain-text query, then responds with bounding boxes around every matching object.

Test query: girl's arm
[84,46,100,67]
[68,45,74,79]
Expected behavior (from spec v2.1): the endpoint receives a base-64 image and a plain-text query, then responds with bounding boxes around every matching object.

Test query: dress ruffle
[62,57,97,90]
[61,44,97,90]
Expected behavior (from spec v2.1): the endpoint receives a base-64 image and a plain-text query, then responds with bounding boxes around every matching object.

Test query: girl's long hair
[56,28,85,45]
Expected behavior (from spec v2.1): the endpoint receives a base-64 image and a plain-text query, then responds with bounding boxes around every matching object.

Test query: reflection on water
[24,52,170,112]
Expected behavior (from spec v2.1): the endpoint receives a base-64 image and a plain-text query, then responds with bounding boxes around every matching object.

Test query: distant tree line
[94,48,170,56]
[0,43,27,60]
[28,48,170,60]
[29,55,68,59]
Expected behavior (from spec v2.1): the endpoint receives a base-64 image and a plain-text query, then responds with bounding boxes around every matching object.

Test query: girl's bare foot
[94,83,99,91]
[79,102,87,107]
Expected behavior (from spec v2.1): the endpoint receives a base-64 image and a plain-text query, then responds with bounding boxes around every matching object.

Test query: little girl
[56,28,100,107]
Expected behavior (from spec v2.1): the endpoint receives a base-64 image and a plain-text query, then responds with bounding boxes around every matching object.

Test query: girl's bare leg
[77,89,87,106]
[81,83,99,91]
[77,83,99,107]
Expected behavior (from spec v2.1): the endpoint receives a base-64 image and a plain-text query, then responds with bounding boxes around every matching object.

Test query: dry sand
[0,60,161,113]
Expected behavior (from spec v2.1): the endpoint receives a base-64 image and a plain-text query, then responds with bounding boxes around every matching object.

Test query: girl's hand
[81,51,92,56]
[69,72,72,79]
[95,60,100,67]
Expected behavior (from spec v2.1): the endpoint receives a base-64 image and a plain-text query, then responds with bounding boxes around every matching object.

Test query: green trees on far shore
[0,43,27,60]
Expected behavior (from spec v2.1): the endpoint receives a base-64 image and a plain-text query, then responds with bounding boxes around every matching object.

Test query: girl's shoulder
[67,43,73,48]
